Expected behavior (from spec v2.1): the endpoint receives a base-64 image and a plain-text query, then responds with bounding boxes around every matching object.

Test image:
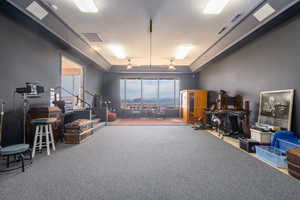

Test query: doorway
[61,56,84,111]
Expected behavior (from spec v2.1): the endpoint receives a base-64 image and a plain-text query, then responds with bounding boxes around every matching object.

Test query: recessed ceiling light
[107,44,126,59]
[204,0,231,15]
[175,45,193,60]
[92,45,101,51]
[73,0,98,13]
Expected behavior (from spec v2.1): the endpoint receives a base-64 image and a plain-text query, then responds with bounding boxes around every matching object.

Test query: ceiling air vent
[218,27,227,35]
[231,13,242,23]
[253,3,276,22]
[82,33,103,43]
[26,1,48,20]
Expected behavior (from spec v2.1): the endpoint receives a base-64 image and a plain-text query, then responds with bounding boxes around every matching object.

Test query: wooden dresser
[26,106,64,145]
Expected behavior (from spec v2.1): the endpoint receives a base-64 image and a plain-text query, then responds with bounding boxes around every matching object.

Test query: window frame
[120,78,180,107]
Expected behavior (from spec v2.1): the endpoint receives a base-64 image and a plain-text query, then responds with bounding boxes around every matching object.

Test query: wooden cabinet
[180,90,208,123]
[26,107,64,145]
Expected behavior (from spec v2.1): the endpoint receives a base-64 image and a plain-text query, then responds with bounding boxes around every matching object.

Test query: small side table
[0,144,31,172]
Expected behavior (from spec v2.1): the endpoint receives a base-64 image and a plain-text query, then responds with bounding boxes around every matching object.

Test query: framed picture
[258,89,294,130]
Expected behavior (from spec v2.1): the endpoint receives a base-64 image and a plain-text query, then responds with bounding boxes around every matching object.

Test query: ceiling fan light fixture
[169,59,176,70]
[73,0,98,13]
[127,64,133,70]
[107,44,126,59]
[127,58,133,70]
[204,0,230,15]
[169,65,176,70]
[175,44,193,60]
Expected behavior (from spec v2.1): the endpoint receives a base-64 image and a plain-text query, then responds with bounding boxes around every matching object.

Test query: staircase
[91,113,105,131]
[54,87,106,140]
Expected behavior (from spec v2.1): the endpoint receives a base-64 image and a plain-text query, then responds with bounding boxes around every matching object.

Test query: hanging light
[169,59,176,70]
[127,58,133,70]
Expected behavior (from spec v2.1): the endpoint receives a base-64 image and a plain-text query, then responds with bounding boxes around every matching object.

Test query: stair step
[91,114,98,119]
[92,118,101,124]
[93,122,105,130]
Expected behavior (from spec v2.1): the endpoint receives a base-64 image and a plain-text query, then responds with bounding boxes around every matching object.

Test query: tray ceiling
[46,0,268,67]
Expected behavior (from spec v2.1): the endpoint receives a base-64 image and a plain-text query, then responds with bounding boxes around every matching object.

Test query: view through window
[120,78,180,106]
[61,56,84,110]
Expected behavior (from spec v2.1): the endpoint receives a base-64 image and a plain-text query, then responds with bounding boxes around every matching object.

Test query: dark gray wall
[103,72,197,110]
[0,12,104,145]
[197,14,300,135]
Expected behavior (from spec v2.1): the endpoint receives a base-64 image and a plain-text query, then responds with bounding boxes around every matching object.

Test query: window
[175,80,180,106]
[126,79,142,104]
[61,56,84,109]
[120,78,180,107]
[120,79,125,105]
[159,80,175,106]
[142,79,158,104]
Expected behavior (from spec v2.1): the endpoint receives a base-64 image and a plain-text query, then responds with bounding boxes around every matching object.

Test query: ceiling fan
[168,59,176,70]
[126,58,140,70]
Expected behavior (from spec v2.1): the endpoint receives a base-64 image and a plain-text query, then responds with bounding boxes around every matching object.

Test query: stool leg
[39,125,43,152]
[29,149,33,163]
[45,125,50,156]
[49,124,56,151]
[32,125,40,158]
[20,154,25,172]
[6,156,10,168]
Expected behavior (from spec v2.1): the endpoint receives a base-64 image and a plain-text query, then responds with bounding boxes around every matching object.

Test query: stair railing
[83,89,103,115]
[83,90,99,98]
[55,87,92,122]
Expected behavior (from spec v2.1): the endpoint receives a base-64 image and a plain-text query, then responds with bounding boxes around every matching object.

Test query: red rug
[109,118,187,126]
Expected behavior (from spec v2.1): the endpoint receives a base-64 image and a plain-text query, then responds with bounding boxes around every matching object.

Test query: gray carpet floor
[1,126,300,200]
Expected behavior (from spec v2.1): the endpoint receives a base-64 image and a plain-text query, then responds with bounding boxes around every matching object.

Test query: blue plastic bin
[277,137,300,152]
[255,146,287,168]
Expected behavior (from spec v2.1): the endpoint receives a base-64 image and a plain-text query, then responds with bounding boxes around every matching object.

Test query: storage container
[250,128,273,143]
[64,130,93,144]
[287,148,300,180]
[239,138,260,153]
[277,138,300,152]
[64,119,93,144]
[255,146,287,168]
[287,162,300,180]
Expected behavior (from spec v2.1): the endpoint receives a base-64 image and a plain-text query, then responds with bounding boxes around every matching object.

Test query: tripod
[22,94,29,144]
[0,100,5,148]
[0,99,31,173]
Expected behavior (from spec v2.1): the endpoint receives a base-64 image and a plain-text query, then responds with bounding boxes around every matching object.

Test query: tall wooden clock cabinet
[180,90,208,123]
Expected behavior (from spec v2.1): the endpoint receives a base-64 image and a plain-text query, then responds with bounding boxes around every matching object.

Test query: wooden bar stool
[31,118,57,158]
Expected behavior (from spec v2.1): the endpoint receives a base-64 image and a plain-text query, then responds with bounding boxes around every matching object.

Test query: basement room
[1,0,300,199]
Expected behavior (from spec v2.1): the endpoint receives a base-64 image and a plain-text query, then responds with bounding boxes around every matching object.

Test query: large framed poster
[258,89,294,130]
